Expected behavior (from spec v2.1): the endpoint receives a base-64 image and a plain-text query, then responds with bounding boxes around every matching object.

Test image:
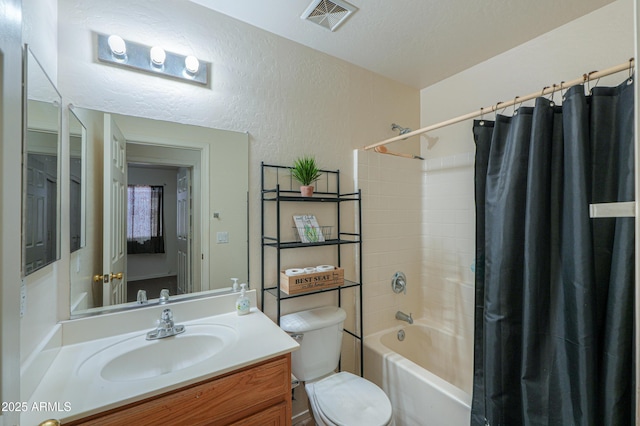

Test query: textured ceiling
[190,0,615,89]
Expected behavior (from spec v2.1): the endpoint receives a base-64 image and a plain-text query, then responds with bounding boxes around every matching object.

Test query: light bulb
[184,55,200,75]
[150,46,166,66]
[107,35,126,57]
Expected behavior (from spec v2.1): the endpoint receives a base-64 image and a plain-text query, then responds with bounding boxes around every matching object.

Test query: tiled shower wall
[358,148,475,359]
[356,149,423,335]
[421,153,475,359]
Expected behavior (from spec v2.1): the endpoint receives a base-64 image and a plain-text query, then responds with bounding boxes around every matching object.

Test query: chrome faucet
[159,288,170,304]
[136,289,148,305]
[395,311,413,325]
[146,308,186,340]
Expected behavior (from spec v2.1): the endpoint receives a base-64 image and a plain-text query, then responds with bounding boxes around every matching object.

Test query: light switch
[217,231,229,244]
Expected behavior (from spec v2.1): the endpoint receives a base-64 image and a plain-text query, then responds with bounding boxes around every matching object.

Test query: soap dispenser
[231,277,239,292]
[236,283,250,316]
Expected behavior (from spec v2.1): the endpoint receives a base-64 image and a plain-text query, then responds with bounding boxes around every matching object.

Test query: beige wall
[18,0,419,376]
[421,0,634,160]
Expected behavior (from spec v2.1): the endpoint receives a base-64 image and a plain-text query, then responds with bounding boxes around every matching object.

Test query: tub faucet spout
[396,311,413,324]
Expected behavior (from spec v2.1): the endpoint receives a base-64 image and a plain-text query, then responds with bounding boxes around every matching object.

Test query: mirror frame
[69,109,87,253]
[22,44,62,277]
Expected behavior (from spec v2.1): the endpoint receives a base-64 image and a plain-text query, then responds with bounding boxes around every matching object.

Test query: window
[127,185,165,254]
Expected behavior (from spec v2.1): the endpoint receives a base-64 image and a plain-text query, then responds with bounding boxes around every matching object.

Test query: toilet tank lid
[280,306,347,333]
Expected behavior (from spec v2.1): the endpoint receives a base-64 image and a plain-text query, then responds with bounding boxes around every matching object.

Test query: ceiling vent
[301,0,358,32]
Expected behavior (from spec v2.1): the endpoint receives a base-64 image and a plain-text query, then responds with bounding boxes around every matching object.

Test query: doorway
[125,161,195,302]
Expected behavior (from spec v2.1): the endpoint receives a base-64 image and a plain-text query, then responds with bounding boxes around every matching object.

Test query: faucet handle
[137,289,148,304]
[159,288,170,304]
[161,308,173,321]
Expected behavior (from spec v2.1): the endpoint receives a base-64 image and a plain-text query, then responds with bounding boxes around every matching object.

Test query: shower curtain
[471,78,635,426]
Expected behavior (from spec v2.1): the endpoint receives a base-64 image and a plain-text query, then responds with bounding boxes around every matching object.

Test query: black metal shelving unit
[260,162,364,376]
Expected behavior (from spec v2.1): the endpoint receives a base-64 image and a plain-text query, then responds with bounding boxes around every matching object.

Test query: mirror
[23,46,62,276]
[69,108,249,317]
[69,110,86,253]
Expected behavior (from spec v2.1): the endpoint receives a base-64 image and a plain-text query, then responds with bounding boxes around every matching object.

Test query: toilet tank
[280,306,347,381]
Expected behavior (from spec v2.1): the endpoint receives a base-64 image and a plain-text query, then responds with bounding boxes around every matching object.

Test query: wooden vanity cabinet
[66,354,292,426]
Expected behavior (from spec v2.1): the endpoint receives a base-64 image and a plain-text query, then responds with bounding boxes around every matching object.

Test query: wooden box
[280,267,344,295]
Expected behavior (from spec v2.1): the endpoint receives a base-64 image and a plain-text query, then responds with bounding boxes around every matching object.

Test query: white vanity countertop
[22,302,298,425]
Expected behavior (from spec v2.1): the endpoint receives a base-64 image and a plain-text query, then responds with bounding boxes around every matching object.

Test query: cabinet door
[230,402,288,426]
[67,354,291,426]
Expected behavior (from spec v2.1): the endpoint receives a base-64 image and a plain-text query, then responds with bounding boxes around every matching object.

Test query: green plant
[291,156,321,186]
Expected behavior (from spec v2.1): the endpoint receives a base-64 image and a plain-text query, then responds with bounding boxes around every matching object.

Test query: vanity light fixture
[150,46,166,67]
[107,35,126,58]
[97,33,208,85]
[184,55,200,75]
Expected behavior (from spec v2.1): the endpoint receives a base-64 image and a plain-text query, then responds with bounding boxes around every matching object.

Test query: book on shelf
[293,214,325,243]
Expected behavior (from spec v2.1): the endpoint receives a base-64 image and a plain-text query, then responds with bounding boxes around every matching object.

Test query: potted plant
[291,156,321,197]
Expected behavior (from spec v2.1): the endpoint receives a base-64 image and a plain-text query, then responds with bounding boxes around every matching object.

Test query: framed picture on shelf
[293,214,325,243]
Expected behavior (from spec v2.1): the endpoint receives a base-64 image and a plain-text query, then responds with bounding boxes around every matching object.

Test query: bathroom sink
[77,324,238,382]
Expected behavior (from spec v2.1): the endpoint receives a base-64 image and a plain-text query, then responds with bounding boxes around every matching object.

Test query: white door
[25,154,48,273]
[102,114,127,306]
[177,167,192,294]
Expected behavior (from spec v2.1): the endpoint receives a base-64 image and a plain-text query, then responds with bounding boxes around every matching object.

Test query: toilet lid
[313,372,392,426]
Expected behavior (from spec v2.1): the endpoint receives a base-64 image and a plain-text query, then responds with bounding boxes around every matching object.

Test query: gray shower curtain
[471,78,635,426]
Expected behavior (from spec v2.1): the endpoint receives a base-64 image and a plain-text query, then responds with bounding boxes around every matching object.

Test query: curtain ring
[585,72,590,94]
[560,81,566,101]
[628,58,634,84]
[497,101,508,116]
[493,101,502,119]
[541,86,550,97]
[512,96,520,116]
[590,71,600,93]
[549,84,556,106]
[582,73,589,96]
[479,107,485,126]
[586,70,597,94]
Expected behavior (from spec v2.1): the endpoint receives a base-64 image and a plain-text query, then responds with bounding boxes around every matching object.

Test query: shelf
[262,238,360,249]
[261,162,363,376]
[264,279,361,300]
[262,192,360,203]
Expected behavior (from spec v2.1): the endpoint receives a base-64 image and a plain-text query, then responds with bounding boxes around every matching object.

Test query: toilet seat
[306,372,393,426]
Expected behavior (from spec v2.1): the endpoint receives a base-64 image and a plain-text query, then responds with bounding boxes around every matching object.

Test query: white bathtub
[364,321,472,426]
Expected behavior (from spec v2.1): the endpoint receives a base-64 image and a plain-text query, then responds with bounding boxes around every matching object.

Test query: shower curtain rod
[364,58,635,152]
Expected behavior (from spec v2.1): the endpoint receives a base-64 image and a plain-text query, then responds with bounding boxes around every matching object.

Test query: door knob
[93,272,124,282]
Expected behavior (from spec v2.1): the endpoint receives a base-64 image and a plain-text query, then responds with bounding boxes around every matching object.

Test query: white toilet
[280,306,393,426]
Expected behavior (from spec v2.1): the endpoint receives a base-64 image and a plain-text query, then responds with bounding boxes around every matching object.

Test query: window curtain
[471,78,634,425]
[127,185,165,254]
